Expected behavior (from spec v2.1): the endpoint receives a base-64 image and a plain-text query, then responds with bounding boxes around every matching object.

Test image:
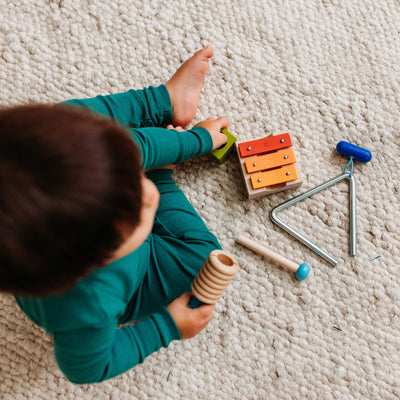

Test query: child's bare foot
[165,45,214,127]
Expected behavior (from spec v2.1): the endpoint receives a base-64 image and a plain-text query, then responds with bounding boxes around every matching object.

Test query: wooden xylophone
[236,132,303,199]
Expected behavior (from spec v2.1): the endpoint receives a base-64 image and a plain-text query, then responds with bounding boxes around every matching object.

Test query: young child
[0,45,229,384]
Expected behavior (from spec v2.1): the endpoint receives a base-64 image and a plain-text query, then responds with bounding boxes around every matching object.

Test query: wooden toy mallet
[237,234,310,280]
[189,250,239,309]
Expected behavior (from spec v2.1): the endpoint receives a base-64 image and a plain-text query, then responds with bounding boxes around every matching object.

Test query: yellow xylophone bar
[251,165,298,189]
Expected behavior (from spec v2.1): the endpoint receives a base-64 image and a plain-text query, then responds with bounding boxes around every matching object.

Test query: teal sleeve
[61,85,173,128]
[131,126,213,170]
[54,307,181,384]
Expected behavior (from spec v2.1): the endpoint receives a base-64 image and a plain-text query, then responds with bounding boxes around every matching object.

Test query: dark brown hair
[0,104,143,297]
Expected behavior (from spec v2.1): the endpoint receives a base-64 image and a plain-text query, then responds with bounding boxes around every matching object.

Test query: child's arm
[61,87,228,170]
[54,307,181,384]
[131,117,228,170]
[61,85,172,128]
[132,126,212,170]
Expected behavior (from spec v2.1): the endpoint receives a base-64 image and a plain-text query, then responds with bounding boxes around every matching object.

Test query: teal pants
[122,91,221,322]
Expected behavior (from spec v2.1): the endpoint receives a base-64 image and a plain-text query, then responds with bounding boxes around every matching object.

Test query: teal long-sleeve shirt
[15,85,215,384]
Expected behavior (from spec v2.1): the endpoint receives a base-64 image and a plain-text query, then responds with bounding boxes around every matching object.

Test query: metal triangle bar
[270,172,356,266]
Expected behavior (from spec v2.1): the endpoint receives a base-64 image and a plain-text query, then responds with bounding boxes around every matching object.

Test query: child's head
[0,105,144,297]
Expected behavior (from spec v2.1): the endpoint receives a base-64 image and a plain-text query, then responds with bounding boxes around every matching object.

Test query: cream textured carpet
[1,0,400,399]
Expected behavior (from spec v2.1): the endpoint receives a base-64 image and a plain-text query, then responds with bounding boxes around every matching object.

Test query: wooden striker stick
[237,235,310,280]
[237,235,298,271]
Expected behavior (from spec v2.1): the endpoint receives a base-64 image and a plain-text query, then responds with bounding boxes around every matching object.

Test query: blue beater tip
[295,263,311,280]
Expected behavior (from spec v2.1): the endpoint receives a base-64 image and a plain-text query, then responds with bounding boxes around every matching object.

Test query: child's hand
[167,292,215,339]
[194,117,229,150]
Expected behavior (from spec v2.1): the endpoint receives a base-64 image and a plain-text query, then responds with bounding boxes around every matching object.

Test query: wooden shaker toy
[189,250,239,309]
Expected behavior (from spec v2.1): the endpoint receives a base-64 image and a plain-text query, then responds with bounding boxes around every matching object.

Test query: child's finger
[216,116,228,129]
[167,124,185,131]
[178,292,192,304]
[194,303,215,321]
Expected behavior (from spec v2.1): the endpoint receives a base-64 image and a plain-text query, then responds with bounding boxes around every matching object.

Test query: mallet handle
[237,235,299,273]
